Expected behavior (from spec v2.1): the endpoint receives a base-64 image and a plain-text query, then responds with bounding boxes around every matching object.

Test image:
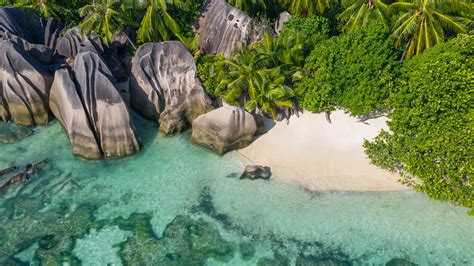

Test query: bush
[364,34,474,214]
[283,15,330,50]
[295,22,400,116]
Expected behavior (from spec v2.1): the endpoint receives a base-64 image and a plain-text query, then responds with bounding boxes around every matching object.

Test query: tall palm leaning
[338,0,389,32]
[286,0,335,16]
[136,0,180,44]
[389,0,472,59]
[79,0,134,46]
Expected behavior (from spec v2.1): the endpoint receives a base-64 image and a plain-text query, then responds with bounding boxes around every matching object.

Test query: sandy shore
[238,110,409,192]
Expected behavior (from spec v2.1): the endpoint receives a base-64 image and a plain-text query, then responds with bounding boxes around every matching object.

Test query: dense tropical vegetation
[0,0,472,213]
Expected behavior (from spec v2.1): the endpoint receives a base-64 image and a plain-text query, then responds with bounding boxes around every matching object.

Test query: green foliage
[9,0,74,20]
[285,0,336,16]
[197,54,227,98]
[388,0,472,59]
[78,0,133,45]
[364,34,474,213]
[338,0,389,32]
[136,0,180,44]
[283,15,330,47]
[295,22,400,115]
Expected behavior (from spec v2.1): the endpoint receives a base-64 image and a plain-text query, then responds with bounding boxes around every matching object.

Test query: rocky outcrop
[0,41,53,126]
[191,106,256,154]
[197,0,251,57]
[131,41,213,135]
[240,165,272,180]
[0,8,65,64]
[55,27,104,59]
[274,11,291,35]
[49,49,141,159]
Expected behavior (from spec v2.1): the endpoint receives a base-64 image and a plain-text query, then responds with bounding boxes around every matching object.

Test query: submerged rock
[0,41,53,126]
[386,258,417,266]
[191,106,256,154]
[240,165,272,180]
[0,123,33,144]
[49,49,141,159]
[118,214,233,264]
[131,41,213,135]
[197,0,252,57]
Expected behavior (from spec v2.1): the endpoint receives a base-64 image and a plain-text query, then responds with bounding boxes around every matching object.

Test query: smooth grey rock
[275,11,292,35]
[49,68,102,159]
[240,165,272,180]
[131,41,213,135]
[191,106,256,154]
[197,0,252,57]
[0,8,65,64]
[49,49,141,159]
[55,27,104,59]
[0,41,53,126]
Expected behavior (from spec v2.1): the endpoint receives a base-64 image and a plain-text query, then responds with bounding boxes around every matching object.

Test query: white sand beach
[238,110,409,192]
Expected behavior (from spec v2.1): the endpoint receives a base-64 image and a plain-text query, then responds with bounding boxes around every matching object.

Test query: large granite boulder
[191,106,256,154]
[0,41,53,125]
[56,27,127,81]
[49,49,141,159]
[0,8,65,64]
[55,27,104,59]
[197,0,251,57]
[131,41,214,135]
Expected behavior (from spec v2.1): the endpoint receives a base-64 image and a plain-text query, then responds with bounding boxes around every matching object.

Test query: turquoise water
[0,115,473,265]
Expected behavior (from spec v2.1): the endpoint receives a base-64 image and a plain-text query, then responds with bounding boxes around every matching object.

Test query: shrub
[364,34,474,214]
[295,22,400,116]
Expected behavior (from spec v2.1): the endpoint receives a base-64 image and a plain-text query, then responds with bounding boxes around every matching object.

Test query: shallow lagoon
[0,115,473,265]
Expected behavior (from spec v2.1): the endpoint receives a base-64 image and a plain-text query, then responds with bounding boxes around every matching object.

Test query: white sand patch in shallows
[238,110,409,192]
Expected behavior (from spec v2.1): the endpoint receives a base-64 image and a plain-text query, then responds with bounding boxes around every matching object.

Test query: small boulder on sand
[240,165,272,180]
[191,106,256,154]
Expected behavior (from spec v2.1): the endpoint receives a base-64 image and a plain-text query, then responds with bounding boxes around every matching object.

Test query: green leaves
[388,0,472,59]
[78,0,133,45]
[136,0,180,44]
[295,22,400,116]
[365,34,474,214]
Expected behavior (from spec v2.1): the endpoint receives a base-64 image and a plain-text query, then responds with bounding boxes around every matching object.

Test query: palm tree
[338,0,389,32]
[136,0,180,43]
[218,46,295,117]
[286,0,334,16]
[78,0,134,46]
[389,0,472,59]
[13,0,71,18]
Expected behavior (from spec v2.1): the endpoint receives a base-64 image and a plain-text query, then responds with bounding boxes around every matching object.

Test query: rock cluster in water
[0,4,267,159]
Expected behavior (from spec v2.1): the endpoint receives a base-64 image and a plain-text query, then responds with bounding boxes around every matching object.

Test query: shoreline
[237,110,409,192]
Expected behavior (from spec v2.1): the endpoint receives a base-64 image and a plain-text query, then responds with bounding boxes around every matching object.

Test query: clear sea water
[0,114,473,265]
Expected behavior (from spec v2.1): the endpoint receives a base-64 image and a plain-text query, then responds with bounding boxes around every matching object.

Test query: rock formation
[55,27,104,59]
[240,165,272,180]
[131,41,214,135]
[0,7,65,64]
[274,11,292,35]
[197,0,251,57]
[0,41,53,126]
[49,49,141,159]
[191,106,256,154]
